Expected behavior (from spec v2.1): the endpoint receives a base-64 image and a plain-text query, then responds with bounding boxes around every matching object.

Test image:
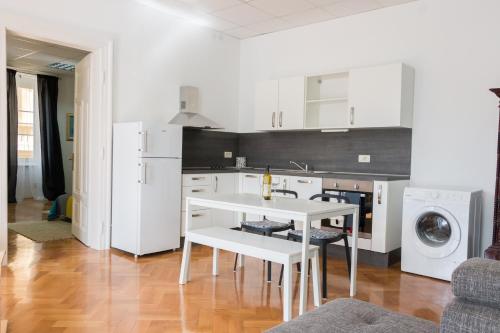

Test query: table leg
[299,216,311,315]
[179,201,193,284]
[213,248,219,276]
[239,212,246,268]
[283,259,292,322]
[311,250,321,307]
[350,207,359,297]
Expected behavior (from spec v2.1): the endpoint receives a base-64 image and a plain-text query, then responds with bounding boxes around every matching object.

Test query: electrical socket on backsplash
[224,151,233,159]
[358,155,371,163]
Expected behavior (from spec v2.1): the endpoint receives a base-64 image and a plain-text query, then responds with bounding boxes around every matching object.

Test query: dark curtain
[7,69,18,203]
[37,75,65,200]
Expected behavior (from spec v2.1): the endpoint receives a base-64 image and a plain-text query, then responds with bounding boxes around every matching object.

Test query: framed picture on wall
[66,113,74,141]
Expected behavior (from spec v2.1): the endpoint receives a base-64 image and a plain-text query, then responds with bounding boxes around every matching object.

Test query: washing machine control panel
[405,188,469,203]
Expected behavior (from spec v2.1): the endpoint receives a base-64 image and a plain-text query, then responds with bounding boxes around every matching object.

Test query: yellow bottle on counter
[262,165,272,200]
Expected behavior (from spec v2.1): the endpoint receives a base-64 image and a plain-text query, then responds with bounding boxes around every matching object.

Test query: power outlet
[358,155,371,163]
[224,151,233,159]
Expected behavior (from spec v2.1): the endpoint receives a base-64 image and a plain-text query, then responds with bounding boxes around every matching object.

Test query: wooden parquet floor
[1,201,453,332]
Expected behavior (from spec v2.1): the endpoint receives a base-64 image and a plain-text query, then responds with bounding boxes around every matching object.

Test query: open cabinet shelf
[305,72,349,129]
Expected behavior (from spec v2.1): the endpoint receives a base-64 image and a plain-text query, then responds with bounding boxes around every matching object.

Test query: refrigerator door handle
[138,162,147,184]
[138,131,148,152]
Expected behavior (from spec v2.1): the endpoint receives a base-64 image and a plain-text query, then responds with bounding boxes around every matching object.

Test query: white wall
[56,75,75,194]
[0,0,241,131]
[238,0,500,253]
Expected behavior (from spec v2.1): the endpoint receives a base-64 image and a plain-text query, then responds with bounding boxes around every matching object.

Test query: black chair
[233,189,298,282]
[279,193,352,299]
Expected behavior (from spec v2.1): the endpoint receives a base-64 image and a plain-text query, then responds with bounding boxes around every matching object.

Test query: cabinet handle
[245,175,257,178]
[138,131,147,152]
[192,189,205,193]
[333,182,339,188]
[214,176,218,192]
[377,185,383,204]
[349,107,355,125]
[192,213,204,218]
[279,111,283,127]
[191,177,205,181]
[297,179,312,184]
[353,184,360,190]
[283,178,287,190]
[272,112,276,128]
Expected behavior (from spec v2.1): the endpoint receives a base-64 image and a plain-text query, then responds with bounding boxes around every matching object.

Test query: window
[17,85,35,159]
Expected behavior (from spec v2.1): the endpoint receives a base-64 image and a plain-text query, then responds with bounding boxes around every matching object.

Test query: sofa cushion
[266,298,438,333]
[440,298,500,333]
[452,258,500,309]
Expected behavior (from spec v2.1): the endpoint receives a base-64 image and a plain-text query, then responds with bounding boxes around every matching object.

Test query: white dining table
[179,193,359,317]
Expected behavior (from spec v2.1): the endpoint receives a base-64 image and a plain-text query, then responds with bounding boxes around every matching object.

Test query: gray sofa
[267,258,500,333]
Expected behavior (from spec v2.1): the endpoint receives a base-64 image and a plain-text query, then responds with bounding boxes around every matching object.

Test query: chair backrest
[309,193,352,232]
[272,189,298,198]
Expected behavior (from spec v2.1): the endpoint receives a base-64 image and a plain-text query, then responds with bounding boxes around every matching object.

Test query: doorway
[1,28,113,264]
[6,33,89,253]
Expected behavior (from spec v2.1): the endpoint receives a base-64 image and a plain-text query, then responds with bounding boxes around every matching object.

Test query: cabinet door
[211,174,238,228]
[348,63,414,128]
[278,76,305,130]
[255,80,279,131]
[239,173,262,221]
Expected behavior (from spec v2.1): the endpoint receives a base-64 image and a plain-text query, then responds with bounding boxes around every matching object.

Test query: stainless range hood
[168,86,222,129]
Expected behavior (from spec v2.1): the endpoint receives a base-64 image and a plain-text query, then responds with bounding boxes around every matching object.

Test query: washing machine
[401,187,482,281]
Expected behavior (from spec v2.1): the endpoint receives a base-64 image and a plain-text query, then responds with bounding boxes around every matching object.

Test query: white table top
[186,193,357,219]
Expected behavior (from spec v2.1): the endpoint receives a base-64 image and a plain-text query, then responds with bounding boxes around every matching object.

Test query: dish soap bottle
[262,165,272,200]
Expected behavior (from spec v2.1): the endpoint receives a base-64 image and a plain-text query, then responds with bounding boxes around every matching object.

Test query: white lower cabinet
[239,173,263,221]
[181,173,238,236]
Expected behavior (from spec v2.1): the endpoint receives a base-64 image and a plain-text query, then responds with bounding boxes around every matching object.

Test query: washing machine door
[412,206,461,259]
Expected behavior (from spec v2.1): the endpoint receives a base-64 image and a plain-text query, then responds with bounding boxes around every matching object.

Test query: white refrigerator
[111,121,182,256]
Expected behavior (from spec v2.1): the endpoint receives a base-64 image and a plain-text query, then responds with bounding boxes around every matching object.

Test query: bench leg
[283,261,292,322]
[311,251,321,307]
[213,248,219,276]
[179,239,192,284]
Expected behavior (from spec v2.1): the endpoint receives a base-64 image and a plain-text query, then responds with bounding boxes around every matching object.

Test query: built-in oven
[321,178,373,234]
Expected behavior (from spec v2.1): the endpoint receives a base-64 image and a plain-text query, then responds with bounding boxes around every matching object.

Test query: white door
[348,63,406,128]
[255,80,279,131]
[72,54,91,245]
[138,158,181,254]
[278,76,305,130]
[211,174,237,228]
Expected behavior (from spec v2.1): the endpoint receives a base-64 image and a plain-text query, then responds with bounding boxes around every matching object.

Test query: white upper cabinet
[278,76,305,130]
[255,80,279,131]
[347,63,414,128]
[256,63,415,131]
[255,77,305,131]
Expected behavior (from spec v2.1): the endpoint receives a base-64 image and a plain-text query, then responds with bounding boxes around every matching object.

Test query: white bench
[179,227,321,321]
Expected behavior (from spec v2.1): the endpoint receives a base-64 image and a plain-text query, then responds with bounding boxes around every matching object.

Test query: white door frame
[0,26,113,264]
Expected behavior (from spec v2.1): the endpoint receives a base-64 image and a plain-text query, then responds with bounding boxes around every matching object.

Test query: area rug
[8,221,73,242]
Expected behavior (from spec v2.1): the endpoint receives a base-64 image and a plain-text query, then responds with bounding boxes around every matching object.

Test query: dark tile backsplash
[182,128,239,168]
[183,128,412,175]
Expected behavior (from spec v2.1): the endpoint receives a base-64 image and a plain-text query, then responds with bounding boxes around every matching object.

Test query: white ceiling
[144,0,417,39]
[6,34,89,76]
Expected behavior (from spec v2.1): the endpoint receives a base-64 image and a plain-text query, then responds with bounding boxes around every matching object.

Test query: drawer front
[323,178,373,193]
[181,209,212,236]
[289,176,322,199]
[183,174,212,187]
[182,185,214,211]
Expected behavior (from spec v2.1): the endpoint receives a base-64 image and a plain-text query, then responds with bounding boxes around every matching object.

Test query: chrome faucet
[289,161,308,173]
